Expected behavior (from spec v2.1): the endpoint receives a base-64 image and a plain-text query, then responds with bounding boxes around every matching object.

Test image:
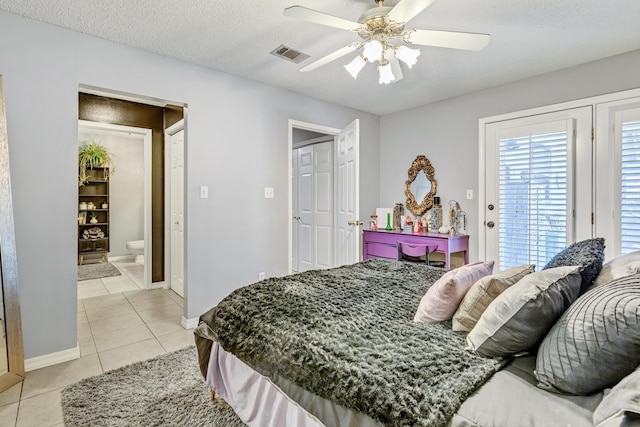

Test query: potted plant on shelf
[89,212,98,224]
[78,140,115,186]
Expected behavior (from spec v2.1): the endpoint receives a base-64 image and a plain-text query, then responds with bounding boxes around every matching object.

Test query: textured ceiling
[1,0,640,115]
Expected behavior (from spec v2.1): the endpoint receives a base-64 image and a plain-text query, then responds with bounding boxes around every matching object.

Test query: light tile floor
[77,261,145,299]
[0,272,193,427]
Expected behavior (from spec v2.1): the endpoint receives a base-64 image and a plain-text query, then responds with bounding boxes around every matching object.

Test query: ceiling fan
[283,0,490,84]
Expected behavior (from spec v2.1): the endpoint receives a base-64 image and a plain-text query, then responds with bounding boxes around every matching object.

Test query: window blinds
[498,131,568,270]
[620,119,640,254]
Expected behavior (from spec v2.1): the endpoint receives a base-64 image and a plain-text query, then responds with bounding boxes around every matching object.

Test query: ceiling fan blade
[300,44,360,72]
[386,0,435,24]
[405,29,490,51]
[284,6,361,31]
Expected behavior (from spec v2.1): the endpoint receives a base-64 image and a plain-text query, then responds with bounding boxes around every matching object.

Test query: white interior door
[297,145,314,272]
[292,150,299,272]
[336,119,360,267]
[313,141,333,269]
[483,107,592,271]
[168,122,185,297]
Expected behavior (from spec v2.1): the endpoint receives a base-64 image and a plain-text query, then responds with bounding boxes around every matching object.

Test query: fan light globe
[344,55,367,79]
[362,40,383,62]
[396,46,420,68]
[378,62,395,84]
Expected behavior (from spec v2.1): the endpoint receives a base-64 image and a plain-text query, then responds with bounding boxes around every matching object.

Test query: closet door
[595,97,640,260]
[293,142,334,272]
[314,141,333,269]
[297,145,314,272]
[484,107,592,270]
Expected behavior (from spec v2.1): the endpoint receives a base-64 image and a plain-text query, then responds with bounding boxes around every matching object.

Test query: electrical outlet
[258,272,266,280]
[264,187,274,198]
[466,189,473,200]
[200,186,208,199]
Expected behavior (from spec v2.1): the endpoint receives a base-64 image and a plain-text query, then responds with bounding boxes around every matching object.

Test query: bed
[195,246,640,427]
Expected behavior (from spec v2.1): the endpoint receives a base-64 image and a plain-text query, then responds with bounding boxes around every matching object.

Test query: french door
[483,107,592,271]
[595,96,640,260]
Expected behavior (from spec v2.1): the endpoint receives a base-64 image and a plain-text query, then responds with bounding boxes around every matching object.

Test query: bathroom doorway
[78,120,153,289]
[77,89,186,297]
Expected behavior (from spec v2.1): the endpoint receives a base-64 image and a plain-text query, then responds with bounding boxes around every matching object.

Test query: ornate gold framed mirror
[0,75,25,392]
[404,155,437,216]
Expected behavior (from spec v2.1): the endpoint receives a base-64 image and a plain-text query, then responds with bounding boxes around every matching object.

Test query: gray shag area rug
[77,262,122,281]
[61,346,246,427]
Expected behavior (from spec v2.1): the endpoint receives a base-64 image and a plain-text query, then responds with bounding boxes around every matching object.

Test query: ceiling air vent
[270,44,310,64]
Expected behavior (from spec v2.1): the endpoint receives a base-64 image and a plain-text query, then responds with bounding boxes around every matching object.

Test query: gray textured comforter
[205,259,504,427]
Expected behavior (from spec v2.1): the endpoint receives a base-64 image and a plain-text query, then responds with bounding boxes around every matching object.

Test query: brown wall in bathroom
[79,93,184,283]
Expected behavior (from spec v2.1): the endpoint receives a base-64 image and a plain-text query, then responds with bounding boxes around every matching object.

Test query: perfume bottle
[430,196,442,230]
[393,203,404,231]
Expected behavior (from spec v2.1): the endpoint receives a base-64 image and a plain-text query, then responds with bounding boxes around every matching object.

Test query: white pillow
[592,250,640,288]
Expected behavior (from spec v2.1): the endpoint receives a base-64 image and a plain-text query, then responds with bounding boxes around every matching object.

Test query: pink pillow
[414,261,495,323]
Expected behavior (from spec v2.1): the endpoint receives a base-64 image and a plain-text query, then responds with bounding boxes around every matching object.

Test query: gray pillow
[543,237,605,293]
[465,266,581,358]
[593,367,640,427]
[535,274,640,395]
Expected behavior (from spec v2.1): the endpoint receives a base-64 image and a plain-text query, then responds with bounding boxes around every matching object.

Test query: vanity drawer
[364,241,397,259]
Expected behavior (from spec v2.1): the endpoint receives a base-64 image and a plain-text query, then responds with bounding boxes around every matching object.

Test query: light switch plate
[466,189,473,200]
[264,187,274,198]
[200,186,208,199]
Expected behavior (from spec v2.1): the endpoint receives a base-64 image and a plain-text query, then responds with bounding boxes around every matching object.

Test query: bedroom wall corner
[379,48,640,264]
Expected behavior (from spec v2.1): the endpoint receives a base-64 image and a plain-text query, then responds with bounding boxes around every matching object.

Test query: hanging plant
[78,141,114,186]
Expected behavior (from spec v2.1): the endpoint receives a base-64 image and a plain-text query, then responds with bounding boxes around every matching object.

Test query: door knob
[488,204,494,210]
[293,216,300,220]
[348,220,364,226]
[486,221,495,228]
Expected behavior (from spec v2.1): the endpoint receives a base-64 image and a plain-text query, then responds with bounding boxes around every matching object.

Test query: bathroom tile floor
[77,260,145,299]
[0,287,192,427]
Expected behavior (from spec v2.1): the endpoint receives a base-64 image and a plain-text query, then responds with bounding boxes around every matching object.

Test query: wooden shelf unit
[78,167,110,265]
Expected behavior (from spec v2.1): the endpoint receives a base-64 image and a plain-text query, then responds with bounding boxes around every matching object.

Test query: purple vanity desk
[362,229,469,269]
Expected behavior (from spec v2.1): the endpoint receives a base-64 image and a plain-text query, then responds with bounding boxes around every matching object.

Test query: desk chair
[397,242,438,265]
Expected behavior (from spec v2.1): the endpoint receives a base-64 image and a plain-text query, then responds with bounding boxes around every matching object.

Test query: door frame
[288,120,341,274]
[164,119,186,297]
[78,120,153,289]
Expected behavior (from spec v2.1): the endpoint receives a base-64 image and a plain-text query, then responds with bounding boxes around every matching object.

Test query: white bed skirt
[206,341,326,427]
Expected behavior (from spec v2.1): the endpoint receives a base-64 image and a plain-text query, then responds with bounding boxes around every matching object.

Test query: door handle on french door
[293,216,300,220]
[486,221,495,228]
[347,220,364,226]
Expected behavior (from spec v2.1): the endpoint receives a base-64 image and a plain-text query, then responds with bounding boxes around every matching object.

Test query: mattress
[205,340,604,427]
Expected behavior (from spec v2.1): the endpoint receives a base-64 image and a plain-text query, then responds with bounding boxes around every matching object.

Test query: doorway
[78,121,153,289]
[288,119,361,273]
[77,89,186,296]
[292,135,334,272]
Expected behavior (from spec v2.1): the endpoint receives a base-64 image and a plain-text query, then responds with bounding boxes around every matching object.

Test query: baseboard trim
[182,316,198,330]
[24,345,81,372]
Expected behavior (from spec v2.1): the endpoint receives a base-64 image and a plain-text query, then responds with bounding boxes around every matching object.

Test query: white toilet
[126,240,144,264]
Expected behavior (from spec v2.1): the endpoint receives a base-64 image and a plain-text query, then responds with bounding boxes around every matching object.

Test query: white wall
[380,48,640,263]
[0,11,380,359]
